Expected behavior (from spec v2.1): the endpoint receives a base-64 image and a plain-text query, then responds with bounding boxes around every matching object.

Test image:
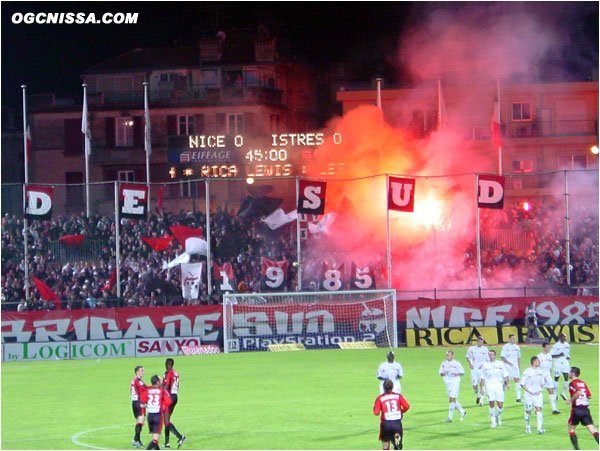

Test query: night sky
[1,2,598,111]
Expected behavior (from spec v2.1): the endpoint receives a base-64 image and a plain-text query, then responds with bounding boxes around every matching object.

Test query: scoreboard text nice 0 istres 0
[167,133,343,179]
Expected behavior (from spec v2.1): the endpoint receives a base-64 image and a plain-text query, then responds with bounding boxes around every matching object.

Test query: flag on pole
[437,78,448,130]
[141,236,173,252]
[100,268,117,292]
[261,208,297,230]
[491,89,502,151]
[58,234,85,247]
[81,88,91,156]
[156,184,165,213]
[25,125,32,164]
[144,85,152,157]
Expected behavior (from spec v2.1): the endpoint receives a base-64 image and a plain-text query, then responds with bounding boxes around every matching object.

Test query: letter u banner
[119,184,148,218]
[25,185,54,220]
[388,176,416,212]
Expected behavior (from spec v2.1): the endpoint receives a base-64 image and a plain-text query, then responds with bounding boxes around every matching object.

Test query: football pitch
[1,344,598,450]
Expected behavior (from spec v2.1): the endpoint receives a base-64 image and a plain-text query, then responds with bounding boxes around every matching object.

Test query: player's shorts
[569,406,595,427]
[485,382,505,402]
[379,419,403,443]
[147,412,164,434]
[132,401,145,418]
[554,359,570,377]
[470,369,482,387]
[167,394,178,415]
[542,370,554,389]
[524,391,544,410]
[505,363,520,379]
[445,379,461,399]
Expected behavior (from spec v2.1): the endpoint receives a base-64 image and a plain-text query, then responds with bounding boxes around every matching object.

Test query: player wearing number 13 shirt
[373,379,410,450]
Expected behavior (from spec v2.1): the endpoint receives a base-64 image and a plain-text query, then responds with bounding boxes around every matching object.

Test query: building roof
[84,46,199,74]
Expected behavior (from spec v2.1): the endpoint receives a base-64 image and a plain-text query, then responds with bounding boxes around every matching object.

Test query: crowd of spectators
[1,197,598,312]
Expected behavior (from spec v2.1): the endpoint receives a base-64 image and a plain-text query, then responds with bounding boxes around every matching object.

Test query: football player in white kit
[466,335,490,406]
[377,351,403,394]
[439,350,467,423]
[521,356,553,434]
[551,333,571,400]
[480,350,509,428]
[537,342,560,414]
[501,334,522,402]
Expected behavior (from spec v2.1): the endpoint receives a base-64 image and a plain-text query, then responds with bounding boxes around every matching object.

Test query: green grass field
[1,344,598,450]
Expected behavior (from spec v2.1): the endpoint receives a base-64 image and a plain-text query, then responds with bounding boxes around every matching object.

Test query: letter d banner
[478,174,505,209]
[25,185,54,220]
[119,184,148,218]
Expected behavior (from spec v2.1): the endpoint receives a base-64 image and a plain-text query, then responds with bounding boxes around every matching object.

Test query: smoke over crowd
[302,4,598,294]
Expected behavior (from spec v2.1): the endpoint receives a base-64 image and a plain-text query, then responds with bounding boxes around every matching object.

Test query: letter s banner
[297,180,326,215]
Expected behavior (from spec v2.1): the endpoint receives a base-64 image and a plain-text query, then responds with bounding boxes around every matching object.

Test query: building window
[118,170,135,182]
[512,102,531,121]
[178,115,195,135]
[159,73,176,84]
[227,113,244,134]
[558,155,587,169]
[270,114,280,133]
[181,180,199,198]
[115,117,134,147]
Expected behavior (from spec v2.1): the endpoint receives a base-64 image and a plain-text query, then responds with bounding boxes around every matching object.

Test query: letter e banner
[25,185,54,220]
[388,177,416,212]
[297,180,326,215]
[478,175,505,209]
[119,184,148,218]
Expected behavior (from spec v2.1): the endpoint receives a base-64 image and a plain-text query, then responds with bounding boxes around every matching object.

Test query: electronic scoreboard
[167,133,343,179]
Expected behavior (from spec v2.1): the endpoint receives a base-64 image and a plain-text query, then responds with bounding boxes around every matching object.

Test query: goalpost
[223,289,397,353]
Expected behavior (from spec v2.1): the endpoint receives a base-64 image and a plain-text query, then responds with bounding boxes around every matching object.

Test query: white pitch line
[71,423,131,450]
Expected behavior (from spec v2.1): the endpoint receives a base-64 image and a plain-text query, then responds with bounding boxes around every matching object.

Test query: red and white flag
[350,262,376,290]
[170,225,206,254]
[491,90,502,151]
[260,258,289,291]
[25,125,32,164]
[319,262,345,292]
[213,262,236,292]
[181,262,203,300]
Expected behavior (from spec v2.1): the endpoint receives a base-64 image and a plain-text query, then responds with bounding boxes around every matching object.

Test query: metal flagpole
[205,179,212,295]
[82,83,91,217]
[114,181,121,299]
[475,174,482,292]
[564,171,571,286]
[386,175,392,289]
[376,78,382,109]
[295,176,303,290]
[143,81,152,213]
[21,85,30,301]
[497,82,503,175]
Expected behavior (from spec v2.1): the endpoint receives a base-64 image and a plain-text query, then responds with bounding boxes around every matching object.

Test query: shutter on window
[216,113,226,133]
[167,115,177,136]
[133,116,143,147]
[195,114,205,134]
[105,118,115,148]
[243,112,254,132]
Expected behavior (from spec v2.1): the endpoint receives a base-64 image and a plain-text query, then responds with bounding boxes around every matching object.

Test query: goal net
[223,289,397,353]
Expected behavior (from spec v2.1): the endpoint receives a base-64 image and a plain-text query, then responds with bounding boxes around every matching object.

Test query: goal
[223,289,397,353]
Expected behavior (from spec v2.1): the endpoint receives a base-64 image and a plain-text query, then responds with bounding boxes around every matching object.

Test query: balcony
[470,120,598,141]
[92,83,284,108]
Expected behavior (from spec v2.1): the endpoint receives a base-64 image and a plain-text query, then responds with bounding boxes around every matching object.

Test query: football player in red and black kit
[142,375,173,450]
[131,366,148,448]
[163,358,186,449]
[565,367,599,450]
[374,379,410,450]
